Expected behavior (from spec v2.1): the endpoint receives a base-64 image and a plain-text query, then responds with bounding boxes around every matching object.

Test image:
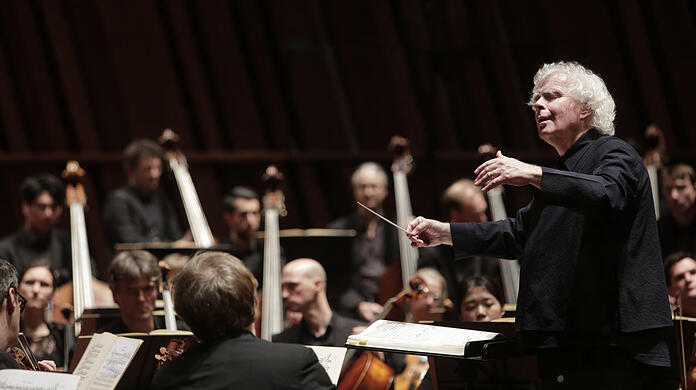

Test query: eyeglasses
[5,288,27,314]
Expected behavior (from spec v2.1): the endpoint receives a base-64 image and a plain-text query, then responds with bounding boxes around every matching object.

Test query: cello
[259,165,286,341]
[376,136,419,305]
[478,144,520,305]
[158,129,215,247]
[52,161,114,334]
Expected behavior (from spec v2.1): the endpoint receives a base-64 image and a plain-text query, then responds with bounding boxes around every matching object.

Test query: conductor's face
[532,72,588,150]
[353,170,388,210]
[128,155,162,194]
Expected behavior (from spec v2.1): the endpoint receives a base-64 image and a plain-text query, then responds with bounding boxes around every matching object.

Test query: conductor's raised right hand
[406,217,452,247]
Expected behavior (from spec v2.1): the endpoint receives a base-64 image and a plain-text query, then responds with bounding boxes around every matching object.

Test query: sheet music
[347,320,500,356]
[73,332,143,390]
[307,346,347,385]
[0,369,80,390]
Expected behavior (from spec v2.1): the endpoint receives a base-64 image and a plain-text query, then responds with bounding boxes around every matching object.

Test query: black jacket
[451,130,672,366]
[151,331,335,390]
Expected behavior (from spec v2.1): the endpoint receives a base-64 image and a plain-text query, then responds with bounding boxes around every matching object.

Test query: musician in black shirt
[103,139,183,247]
[407,61,674,388]
[0,174,72,286]
[273,258,364,346]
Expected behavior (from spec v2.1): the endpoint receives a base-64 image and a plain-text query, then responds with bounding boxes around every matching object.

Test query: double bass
[158,129,215,247]
[478,144,520,305]
[377,136,419,305]
[52,161,114,334]
[159,128,216,330]
[259,165,286,341]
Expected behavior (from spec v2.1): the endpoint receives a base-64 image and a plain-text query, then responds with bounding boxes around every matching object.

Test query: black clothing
[103,186,182,246]
[96,315,188,334]
[451,130,672,367]
[0,350,20,369]
[0,227,72,286]
[151,331,335,390]
[272,313,365,347]
[658,213,696,258]
[328,212,400,317]
[418,245,499,317]
[24,322,65,367]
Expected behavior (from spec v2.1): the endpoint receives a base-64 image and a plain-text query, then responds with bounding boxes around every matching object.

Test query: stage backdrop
[0,0,692,275]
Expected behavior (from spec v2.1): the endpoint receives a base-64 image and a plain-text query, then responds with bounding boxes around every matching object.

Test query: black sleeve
[451,204,529,261]
[540,144,643,213]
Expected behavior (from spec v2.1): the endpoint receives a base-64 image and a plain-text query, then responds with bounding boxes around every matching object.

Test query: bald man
[273,258,364,346]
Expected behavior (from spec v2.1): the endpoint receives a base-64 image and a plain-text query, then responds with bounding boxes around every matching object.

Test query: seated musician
[98,250,186,334]
[17,260,65,368]
[407,267,450,323]
[220,186,266,287]
[458,276,505,322]
[418,178,500,313]
[659,163,696,257]
[151,251,334,390]
[328,162,399,322]
[417,275,504,390]
[0,174,72,286]
[273,258,364,346]
[0,259,55,370]
[664,252,696,317]
[103,139,184,248]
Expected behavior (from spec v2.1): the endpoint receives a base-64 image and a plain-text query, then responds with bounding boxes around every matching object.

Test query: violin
[338,276,431,390]
[155,338,198,370]
[9,333,40,370]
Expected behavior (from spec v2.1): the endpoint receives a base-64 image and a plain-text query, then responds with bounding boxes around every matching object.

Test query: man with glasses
[98,250,185,334]
[0,259,55,370]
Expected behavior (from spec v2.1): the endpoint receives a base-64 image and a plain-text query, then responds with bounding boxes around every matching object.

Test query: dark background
[0,0,693,276]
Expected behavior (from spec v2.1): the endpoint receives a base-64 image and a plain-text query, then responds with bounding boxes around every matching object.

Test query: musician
[0,259,55,371]
[17,260,65,367]
[151,251,334,390]
[407,61,674,387]
[458,276,505,322]
[328,162,399,321]
[103,139,183,247]
[221,186,267,287]
[407,267,449,323]
[273,258,364,346]
[98,250,185,334]
[418,179,500,312]
[658,163,696,257]
[0,174,72,286]
[664,252,696,317]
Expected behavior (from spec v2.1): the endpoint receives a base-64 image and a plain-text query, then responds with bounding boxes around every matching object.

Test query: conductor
[407,61,674,388]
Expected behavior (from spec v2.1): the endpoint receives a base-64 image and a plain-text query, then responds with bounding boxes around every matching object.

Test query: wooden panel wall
[0,0,693,275]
